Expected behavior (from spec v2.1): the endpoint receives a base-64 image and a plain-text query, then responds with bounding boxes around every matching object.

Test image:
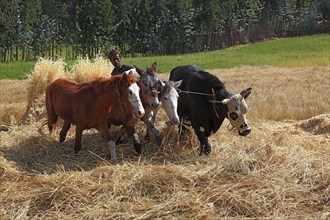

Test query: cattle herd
[46,63,252,164]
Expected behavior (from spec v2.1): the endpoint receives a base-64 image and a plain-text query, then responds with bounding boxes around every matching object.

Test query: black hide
[169,65,233,154]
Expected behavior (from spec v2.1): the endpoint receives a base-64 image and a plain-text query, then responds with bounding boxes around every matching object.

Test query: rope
[177,89,213,97]
[177,88,222,119]
[227,123,236,131]
[177,87,238,132]
[212,89,220,118]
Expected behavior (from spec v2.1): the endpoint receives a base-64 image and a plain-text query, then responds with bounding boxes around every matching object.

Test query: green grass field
[0,34,329,80]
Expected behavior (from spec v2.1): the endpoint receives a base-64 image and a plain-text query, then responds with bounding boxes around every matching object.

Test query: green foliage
[0,0,327,61]
[0,0,19,59]
[320,0,330,20]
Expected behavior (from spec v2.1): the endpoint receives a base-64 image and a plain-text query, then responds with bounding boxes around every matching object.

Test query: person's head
[108,49,121,68]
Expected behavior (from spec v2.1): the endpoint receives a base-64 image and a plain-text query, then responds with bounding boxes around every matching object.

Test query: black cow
[169,65,252,154]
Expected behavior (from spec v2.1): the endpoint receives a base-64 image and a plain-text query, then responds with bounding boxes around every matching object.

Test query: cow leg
[115,126,126,145]
[153,127,162,146]
[145,127,151,142]
[150,111,162,146]
[97,123,117,164]
[74,125,84,154]
[142,110,151,142]
[103,132,117,164]
[194,130,211,155]
[125,123,141,155]
[142,113,162,146]
[59,120,71,143]
[108,140,117,164]
[146,122,162,146]
[132,133,141,154]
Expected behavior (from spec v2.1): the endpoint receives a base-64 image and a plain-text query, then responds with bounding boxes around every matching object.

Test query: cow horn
[240,87,252,99]
[221,98,230,105]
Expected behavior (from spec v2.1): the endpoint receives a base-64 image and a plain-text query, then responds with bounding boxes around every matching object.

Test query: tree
[320,0,330,20]
[129,0,151,55]
[0,0,20,61]
[0,0,326,61]
[110,0,133,53]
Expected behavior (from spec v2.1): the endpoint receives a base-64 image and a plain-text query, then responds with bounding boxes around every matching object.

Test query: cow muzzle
[133,110,145,119]
[131,101,145,119]
[238,122,251,136]
[169,117,180,125]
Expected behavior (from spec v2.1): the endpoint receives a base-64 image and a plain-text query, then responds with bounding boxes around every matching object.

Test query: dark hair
[108,49,121,59]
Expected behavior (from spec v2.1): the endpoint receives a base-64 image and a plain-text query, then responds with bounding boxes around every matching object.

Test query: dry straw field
[0,58,329,219]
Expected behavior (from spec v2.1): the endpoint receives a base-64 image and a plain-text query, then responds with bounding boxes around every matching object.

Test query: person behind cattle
[107,49,133,76]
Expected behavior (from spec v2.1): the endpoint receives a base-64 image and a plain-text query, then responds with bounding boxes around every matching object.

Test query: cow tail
[45,87,58,133]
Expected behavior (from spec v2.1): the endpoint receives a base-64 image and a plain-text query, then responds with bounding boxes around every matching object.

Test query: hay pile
[69,56,112,82]
[1,115,329,219]
[299,114,330,135]
[0,62,329,219]
[0,80,28,124]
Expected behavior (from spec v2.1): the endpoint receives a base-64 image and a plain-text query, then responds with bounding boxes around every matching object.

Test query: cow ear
[221,98,230,105]
[151,62,157,73]
[159,79,166,87]
[240,87,252,99]
[158,79,165,88]
[122,71,129,81]
[174,79,182,88]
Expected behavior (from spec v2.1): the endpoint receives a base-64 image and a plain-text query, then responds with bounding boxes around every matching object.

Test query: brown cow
[45,72,144,164]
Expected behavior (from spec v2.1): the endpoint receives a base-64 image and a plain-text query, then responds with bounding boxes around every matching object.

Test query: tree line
[1,0,329,62]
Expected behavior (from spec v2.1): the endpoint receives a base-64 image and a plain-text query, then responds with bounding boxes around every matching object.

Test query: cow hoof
[0,125,9,132]
[155,136,162,146]
[59,136,65,143]
[74,149,80,154]
[133,142,142,154]
[144,135,150,142]
[202,144,211,155]
[116,136,123,145]
[132,133,142,154]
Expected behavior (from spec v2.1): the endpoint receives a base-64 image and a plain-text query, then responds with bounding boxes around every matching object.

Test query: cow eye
[128,90,133,95]
[235,106,239,111]
[163,96,168,100]
[229,112,238,120]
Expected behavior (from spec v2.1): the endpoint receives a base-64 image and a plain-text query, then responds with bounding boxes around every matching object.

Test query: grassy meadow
[0,34,329,80]
[124,34,330,71]
[0,35,329,219]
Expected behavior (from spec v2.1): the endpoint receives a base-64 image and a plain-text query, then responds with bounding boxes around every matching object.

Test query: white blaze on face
[162,86,179,125]
[128,82,145,118]
[222,94,251,135]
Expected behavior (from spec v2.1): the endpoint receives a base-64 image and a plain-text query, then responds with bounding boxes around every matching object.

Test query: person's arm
[121,64,134,72]
[111,67,119,76]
